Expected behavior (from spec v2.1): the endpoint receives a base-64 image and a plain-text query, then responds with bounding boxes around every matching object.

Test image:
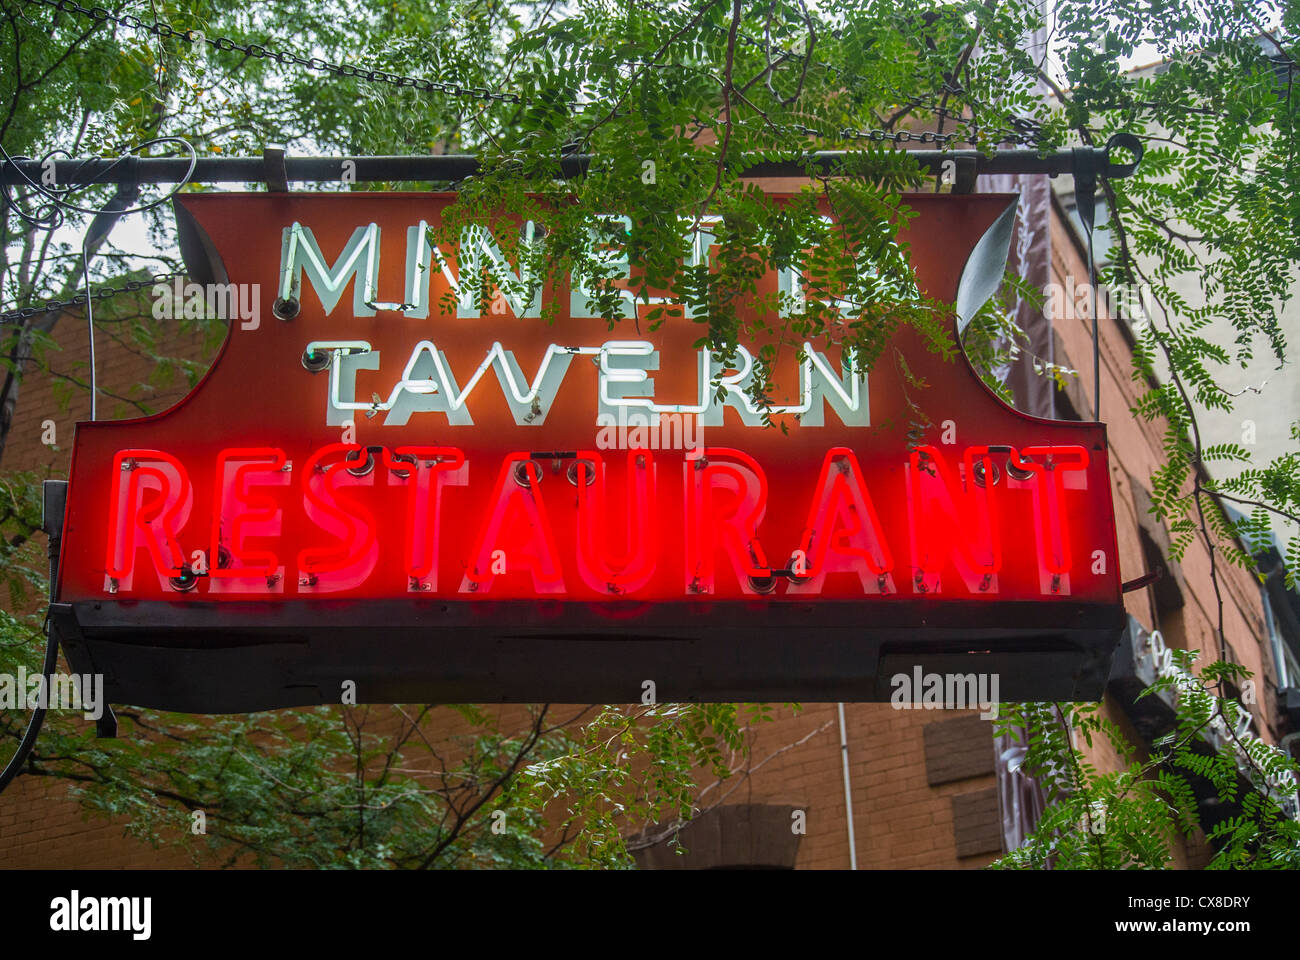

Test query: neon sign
[50,192,1127,709]
[93,436,1096,600]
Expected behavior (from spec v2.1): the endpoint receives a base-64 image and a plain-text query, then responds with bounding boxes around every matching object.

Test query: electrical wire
[1087,218,1099,421]
[0,617,60,795]
[0,137,195,794]
[83,236,96,420]
[0,136,197,226]
[2,137,196,415]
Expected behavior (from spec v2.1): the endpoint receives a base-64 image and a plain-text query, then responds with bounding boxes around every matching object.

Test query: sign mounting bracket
[262,145,289,193]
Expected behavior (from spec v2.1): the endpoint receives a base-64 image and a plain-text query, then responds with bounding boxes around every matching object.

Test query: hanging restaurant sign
[49,192,1127,712]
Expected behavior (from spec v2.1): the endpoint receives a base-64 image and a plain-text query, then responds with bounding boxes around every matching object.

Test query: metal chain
[653,0,1046,147]
[30,0,1045,145]
[25,0,530,106]
[782,120,955,146]
[778,96,1043,148]
[1,273,180,325]
[780,120,1026,148]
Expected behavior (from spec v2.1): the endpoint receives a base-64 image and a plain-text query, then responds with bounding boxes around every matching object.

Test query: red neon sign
[210,447,287,582]
[58,194,1122,611]
[103,449,191,588]
[574,449,658,594]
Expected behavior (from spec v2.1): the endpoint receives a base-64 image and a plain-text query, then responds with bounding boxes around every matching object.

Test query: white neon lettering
[399,221,433,318]
[278,217,913,324]
[316,339,867,428]
[280,222,380,317]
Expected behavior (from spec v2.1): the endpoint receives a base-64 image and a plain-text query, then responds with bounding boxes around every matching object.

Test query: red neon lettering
[906,445,1001,594]
[789,448,893,594]
[574,449,657,594]
[383,445,465,589]
[462,453,565,594]
[1011,445,1089,578]
[105,449,192,585]
[210,448,287,579]
[684,447,770,593]
[297,443,379,589]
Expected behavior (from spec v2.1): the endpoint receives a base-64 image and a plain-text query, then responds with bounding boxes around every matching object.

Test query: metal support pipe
[1,137,1142,188]
[837,701,858,870]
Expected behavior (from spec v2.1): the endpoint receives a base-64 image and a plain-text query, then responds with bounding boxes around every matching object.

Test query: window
[629,803,803,870]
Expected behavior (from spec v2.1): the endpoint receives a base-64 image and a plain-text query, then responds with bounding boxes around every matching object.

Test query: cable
[0,617,60,796]
[0,141,192,792]
[0,136,196,227]
[0,485,64,796]
[1070,145,1103,421]
[83,236,96,420]
[1,137,195,415]
[1087,221,1099,420]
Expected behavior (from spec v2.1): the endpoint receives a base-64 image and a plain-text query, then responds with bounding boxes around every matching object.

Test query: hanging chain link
[28,0,1045,145]
[663,0,1046,147]
[24,0,530,105]
[772,95,1043,148]
[780,120,1031,148]
[1,273,180,325]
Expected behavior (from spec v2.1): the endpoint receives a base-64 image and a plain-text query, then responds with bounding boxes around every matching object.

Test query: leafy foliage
[991,653,1300,870]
